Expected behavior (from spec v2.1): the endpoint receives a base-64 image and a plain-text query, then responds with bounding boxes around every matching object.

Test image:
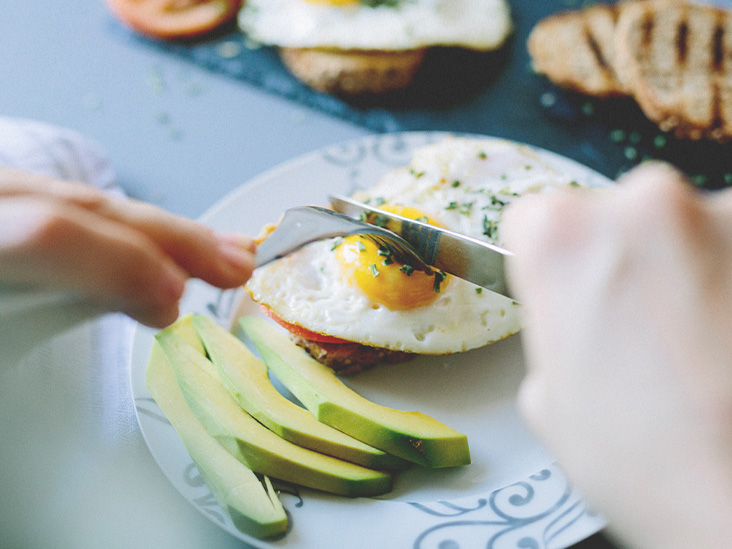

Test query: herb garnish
[433,270,447,293]
[361,0,402,7]
[482,215,498,240]
[377,248,394,265]
[331,237,344,251]
[458,202,473,215]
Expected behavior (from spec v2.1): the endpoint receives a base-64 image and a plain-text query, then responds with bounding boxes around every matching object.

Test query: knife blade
[329,194,515,299]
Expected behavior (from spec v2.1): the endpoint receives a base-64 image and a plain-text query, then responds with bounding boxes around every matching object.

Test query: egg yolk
[335,205,450,311]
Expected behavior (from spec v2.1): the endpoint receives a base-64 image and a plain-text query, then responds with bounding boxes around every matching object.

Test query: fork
[255,206,433,273]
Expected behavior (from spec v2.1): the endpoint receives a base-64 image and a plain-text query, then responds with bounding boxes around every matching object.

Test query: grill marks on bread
[529,1,732,142]
[527,3,625,97]
[615,1,732,140]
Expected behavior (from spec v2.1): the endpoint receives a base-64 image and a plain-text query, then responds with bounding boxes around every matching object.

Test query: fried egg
[238,0,513,52]
[245,136,581,356]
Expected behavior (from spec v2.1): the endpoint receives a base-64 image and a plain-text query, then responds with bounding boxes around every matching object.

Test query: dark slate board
[111,0,732,190]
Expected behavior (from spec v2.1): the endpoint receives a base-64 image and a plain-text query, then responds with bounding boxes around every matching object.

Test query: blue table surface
[1,1,367,220]
[12,1,729,547]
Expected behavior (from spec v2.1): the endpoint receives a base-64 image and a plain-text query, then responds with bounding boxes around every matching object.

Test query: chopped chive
[610,129,626,143]
[446,201,458,210]
[540,92,557,107]
[373,214,389,227]
[330,237,344,251]
[692,174,708,186]
[452,180,461,187]
[399,264,415,276]
[475,287,483,295]
[482,215,498,239]
[415,216,429,223]
[458,202,473,215]
[382,257,394,266]
[433,270,447,293]
[369,264,380,277]
[490,195,506,207]
[357,241,367,252]
[478,151,487,159]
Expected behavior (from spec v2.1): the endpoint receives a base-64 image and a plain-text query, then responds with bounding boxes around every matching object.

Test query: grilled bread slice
[278,47,427,95]
[292,335,414,375]
[528,3,627,97]
[614,0,732,140]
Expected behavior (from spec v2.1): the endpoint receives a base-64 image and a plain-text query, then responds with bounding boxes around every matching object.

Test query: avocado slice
[155,327,393,497]
[238,316,471,468]
[146,340,287,538]
[191,315,409,471]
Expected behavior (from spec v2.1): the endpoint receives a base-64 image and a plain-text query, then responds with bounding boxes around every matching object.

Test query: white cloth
[0,118,236,549]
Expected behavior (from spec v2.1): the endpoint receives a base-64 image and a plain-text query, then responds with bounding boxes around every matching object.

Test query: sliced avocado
[146,340,287,539]
[155,327,393,497]
[192,315,409,471]
[238,316,471,468]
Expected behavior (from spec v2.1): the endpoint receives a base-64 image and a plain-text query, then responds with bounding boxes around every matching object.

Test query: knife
[329,194,515,299]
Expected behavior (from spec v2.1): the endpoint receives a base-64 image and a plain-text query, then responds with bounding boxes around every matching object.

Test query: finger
[516,373,550,437]
[0,168,257,289]
[501,188,596,302]
[95,197,257,288]
[0,196,187,328]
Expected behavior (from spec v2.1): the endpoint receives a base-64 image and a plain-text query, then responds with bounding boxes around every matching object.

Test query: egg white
[246,136,582,355]
[239,0,513,52]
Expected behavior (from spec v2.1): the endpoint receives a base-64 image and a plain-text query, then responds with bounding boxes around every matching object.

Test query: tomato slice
[106,0,242,40]
[261,306,351,345]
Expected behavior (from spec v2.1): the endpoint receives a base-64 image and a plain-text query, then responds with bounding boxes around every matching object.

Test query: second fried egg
[239,0,513,52]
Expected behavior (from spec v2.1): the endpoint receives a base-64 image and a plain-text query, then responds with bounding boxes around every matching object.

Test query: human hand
[0,168,256,328]
[502,163,732,548]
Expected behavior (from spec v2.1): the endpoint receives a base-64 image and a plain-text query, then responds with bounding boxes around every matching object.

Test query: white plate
[130,132,610,549]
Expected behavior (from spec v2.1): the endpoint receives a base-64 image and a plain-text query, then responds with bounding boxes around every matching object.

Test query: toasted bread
[278,47,427,95]
[614,0,732,140]
[292,335,414,375]
[528,3,626,97]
